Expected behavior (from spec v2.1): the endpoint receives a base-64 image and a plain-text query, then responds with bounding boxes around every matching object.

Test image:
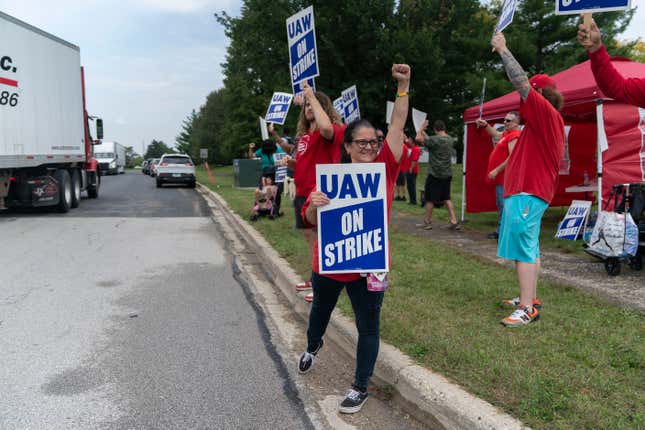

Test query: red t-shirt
[504,89,564,203]
[408,145,421,174]
[302,140,401,282]
[486,129,520,186]
[294,123,346,197]
[589,45,645,108]
[399,146,411,172]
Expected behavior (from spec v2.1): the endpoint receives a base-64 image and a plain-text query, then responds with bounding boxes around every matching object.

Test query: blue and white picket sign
[265,92,294,125]
[342,85,361,123]
[333,97,345,120]
[555,200,592,240]
[286,6,319,86]
[316,163,388,274]
[275,166,288,183]
[556,0,630,15]
[495,0,518,33]
[292,78,316,99]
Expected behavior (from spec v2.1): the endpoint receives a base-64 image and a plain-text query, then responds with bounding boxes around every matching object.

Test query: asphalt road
[0,171,313,429]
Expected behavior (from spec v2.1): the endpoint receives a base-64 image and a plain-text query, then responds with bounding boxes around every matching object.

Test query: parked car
[141,160,149,174]
[149,158,160,177]
[155,154,196,188]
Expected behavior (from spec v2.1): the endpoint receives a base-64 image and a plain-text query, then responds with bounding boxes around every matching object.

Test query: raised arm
[491,32,530,101]
[268,123,293,153]
[415,119,428,145]
[303,83,334,140]
[475,119,502,140]
[248,143,256,159]
[578,18,645,107]
[386,64,411,162]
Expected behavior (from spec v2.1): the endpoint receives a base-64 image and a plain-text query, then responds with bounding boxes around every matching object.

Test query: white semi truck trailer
[0,11,103,212]
[95,141,126,175]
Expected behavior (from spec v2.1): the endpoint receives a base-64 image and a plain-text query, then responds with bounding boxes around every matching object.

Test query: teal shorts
[497,194,548,263]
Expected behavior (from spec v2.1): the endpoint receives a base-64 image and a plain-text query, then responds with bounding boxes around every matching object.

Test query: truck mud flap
[9,175,60,207]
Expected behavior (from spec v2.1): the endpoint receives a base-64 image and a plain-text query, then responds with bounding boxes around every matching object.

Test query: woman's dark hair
[433,120,446,131]
[261,139,277,155]
[341,119,375,163]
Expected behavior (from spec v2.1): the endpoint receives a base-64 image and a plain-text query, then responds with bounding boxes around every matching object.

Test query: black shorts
[293,195,309,229]
[424,174,452,204]
[396,172,406,186]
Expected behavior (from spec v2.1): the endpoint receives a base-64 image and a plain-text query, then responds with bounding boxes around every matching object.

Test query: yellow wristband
[397,92,408,98]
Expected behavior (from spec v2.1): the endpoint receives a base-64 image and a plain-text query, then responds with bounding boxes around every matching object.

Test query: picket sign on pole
[494,0,518,34]
[478,78,487,120]
[259,117,269,141]
[555,0,631,15]
[293,78,315,99]
[386,101,394,125]
[286,6,319,87]
[333,97,345,120]
[412,108,427,133]
[342,85,361,123]
[316,163,389,274]
[264,92,294,125]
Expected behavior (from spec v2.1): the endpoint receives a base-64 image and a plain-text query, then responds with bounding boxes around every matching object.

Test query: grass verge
[197,165,644,430]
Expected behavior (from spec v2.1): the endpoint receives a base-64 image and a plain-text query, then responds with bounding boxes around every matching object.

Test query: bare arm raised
[303,82,334,140]
[386,64,411,163]
[491,33,530,101]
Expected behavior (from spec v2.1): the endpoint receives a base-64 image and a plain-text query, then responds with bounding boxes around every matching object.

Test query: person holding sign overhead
[297,64,410,414]
[491,32,565,327]
[289,82,345,299]
[577,17,645,108]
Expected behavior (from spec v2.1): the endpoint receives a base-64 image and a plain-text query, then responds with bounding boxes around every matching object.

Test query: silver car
[155,154,196,188]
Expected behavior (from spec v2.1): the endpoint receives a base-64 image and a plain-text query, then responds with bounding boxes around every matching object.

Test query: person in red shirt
[475,111,521,239]
[297,64,410,414]
[285,84,345,298]
[395,140,410,201]
[492,32,565,327]
[405,135,422,205]
[577,18,645,108]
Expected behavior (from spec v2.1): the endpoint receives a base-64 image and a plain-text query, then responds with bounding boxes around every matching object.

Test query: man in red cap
[491,32,565,327]
[577,18,645,108]
[476,111,521,239]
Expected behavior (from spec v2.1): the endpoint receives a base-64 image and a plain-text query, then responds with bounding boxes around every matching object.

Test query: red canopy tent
[462,57,645,217]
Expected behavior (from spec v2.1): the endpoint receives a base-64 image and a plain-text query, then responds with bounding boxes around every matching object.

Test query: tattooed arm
[491,32,530,101]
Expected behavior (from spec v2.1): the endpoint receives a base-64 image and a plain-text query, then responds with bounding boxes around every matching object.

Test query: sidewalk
[391,211,644,310]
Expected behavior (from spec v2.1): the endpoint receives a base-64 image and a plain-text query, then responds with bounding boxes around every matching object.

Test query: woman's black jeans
[306,271,384,391]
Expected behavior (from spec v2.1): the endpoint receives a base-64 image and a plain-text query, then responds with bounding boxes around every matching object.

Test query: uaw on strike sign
[287,6,319,86]
[316,164,388,274]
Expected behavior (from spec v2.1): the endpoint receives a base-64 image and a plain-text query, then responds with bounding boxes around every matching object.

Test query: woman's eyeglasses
[352,139,379,148]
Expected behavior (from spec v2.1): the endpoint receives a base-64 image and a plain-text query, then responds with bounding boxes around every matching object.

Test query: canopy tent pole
[595,100,607,213]
[461,124,468,222]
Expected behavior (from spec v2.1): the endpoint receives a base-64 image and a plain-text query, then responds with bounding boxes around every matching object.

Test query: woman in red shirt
[297,64,410,414]
[288,84,345,298]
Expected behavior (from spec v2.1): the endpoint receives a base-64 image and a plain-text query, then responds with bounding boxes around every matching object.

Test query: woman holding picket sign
[287,82,345,302]
[298,64,410,414]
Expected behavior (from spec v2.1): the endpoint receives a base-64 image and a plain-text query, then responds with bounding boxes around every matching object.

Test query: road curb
[198,184,530,430]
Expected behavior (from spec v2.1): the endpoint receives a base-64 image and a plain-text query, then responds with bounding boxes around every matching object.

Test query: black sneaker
[339,387,368,414]
[298,339,323,374]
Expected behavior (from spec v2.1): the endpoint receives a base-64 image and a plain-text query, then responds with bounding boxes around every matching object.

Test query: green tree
[175,110,197,156]
[144,140,173,159]
[190,89,230,163]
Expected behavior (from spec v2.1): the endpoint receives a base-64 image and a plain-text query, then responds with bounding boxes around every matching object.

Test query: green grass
[198,165,644,430]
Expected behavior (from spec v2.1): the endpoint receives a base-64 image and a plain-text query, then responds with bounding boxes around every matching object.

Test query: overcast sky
[1,1,643,155]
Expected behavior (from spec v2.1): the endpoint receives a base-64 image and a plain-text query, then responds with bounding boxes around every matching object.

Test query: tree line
[174,0,636,165]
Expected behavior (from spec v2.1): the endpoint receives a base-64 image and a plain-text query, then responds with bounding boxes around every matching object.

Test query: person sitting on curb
[475,111,521,240]
[491,32,564,327]
[297,63,410,414]
[249,173,277,221]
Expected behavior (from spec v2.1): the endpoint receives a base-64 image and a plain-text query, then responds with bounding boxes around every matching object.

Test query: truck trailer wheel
[54,169,72,213]
[70,169,81,208]
[88,171,100,199]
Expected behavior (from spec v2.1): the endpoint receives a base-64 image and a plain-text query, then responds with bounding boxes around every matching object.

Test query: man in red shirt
[577,18,645,108]
[475,112,521,239]
[492,32,565,327]
[405,136,422,205]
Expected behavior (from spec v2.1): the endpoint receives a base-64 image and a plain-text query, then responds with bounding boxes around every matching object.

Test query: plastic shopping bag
[588,211,639,257]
